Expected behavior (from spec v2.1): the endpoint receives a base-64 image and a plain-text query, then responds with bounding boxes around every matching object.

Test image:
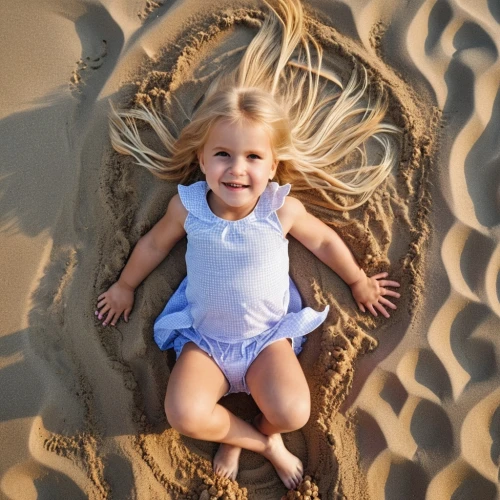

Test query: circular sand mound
[29,3,438,499]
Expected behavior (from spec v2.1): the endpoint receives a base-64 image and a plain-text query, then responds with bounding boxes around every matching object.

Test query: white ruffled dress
[154,181,329,393]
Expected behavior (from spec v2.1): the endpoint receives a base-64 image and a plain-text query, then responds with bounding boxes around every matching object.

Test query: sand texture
[1,0,499,499]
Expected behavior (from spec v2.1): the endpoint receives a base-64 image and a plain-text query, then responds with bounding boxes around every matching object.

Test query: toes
[214,465,230,479]
[289,470,302,489]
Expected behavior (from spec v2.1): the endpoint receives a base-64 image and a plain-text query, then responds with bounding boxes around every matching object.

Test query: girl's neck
[206,190,260,221]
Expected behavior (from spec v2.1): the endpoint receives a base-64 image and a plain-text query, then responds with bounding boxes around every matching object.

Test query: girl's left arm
[278,197,400,318]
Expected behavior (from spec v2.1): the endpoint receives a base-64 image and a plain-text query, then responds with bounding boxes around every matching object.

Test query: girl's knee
[165,399,211,437]
[266,397,311,432]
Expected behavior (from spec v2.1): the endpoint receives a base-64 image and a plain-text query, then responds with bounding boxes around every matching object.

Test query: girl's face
[198,118,278,220]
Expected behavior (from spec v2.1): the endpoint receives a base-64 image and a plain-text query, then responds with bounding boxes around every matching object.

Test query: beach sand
[1,0,499,498]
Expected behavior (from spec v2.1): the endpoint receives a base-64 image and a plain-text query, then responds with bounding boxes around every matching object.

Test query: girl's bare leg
[216,339,310,488]
[165,342,305,488]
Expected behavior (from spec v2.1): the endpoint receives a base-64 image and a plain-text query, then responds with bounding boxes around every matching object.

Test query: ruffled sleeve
[178,182,213,222]
[255,182,291,219]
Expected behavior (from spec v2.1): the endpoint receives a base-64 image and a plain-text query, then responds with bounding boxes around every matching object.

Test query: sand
[1,0,499,499]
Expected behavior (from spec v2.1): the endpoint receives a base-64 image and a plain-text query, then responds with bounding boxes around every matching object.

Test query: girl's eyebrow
[212,146,266,156]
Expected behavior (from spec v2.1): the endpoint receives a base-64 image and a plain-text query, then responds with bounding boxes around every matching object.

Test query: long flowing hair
[109,0,400,210]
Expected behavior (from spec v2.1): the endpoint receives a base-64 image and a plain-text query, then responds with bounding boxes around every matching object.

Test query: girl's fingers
[380,279,400,288]
[124,308,132,322]
[98,292,108,301]
[357,301,366,313]
[375,302,390,318]
[97,304,110,320]
[110,311,121,327]
[383,289,401,298]
[96,299,109,316]
[379,297,397,309]
[367,304,378,316]
[97,298,108,309]
[372,272,389,280]
[103,309,115,326]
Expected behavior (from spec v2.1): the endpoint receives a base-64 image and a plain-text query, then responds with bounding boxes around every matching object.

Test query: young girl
[95,0,401,490]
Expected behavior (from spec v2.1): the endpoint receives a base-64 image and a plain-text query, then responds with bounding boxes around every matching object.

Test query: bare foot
[253,413,303,490]
[262,432,303,490]
[213,443,241,480]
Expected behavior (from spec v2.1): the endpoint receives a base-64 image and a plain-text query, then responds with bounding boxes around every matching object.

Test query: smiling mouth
[223,182,250,188]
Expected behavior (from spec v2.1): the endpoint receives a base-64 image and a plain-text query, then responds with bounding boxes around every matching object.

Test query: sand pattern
[0,0,498,499]
[342,0,500,498]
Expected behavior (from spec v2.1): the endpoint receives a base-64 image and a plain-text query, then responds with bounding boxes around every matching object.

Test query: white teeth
[225,183,247,188]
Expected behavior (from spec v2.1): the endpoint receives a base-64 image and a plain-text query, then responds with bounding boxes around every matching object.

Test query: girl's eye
[214,152,261,159]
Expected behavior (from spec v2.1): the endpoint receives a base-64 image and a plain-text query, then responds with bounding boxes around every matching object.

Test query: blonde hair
[110,0,400,210]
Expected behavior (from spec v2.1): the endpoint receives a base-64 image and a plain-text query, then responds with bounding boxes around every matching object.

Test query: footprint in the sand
[70,39,108,93]
[138,0,164,21]
[65,1,123,100]
[87,40,108,69]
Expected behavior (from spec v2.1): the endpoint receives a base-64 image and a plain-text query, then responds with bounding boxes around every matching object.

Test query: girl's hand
[350,271,401,318]
[95,281,135,327]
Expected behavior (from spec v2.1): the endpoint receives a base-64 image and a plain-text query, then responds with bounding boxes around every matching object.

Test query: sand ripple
[348,0,500,498]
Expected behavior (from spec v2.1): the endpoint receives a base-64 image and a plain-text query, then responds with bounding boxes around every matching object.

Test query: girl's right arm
[95,194,187,327]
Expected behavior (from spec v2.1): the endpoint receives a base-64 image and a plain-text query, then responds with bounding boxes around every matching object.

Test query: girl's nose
[229,157,246,175]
